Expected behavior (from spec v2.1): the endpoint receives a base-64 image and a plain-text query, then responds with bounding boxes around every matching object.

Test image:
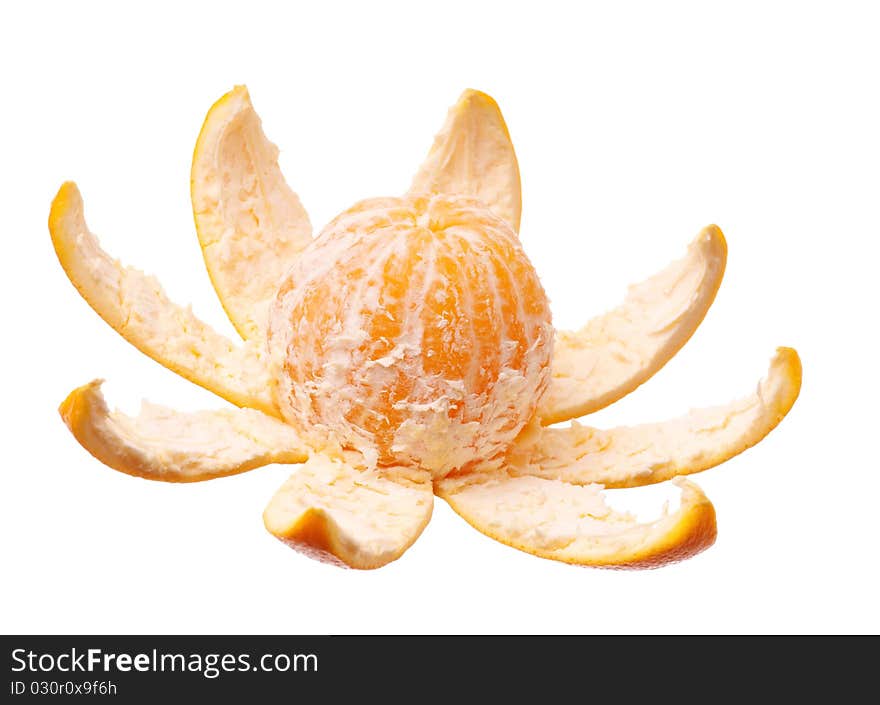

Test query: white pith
[267,194,553,478]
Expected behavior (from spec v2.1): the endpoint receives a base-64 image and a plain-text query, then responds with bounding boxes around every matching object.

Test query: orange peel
[515,348,801,488]
[50,86,800,569]
[60,380,307,482]
[410,89,522,233]
[49,182,278,416]
[264,454,433,569]
[541,225,727,424]
[191,85,312,341]
[436,473,716,568]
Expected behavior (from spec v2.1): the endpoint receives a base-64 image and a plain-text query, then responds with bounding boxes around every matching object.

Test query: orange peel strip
[410,89,522,233]
[49,182,278,416]
[264,453,433,569]
[541,226,727,424]
[517,348,801,488]
[191,85,312,341]
[60,380,308,482]
[436,473,716,568]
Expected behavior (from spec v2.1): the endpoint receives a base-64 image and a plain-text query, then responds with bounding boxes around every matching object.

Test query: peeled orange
[267,194,553,476]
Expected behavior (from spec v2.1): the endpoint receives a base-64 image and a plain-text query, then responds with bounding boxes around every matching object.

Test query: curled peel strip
[410,89,522,233]
[191,85,312,341]
[517,348,802,488]
[59,380,307,482]
[541,225,728,424]
[49,183,279,416]
[436,473,716,568]
[264,454,434,569]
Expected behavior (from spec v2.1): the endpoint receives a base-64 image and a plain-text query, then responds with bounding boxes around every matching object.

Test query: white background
[1,1,877,634]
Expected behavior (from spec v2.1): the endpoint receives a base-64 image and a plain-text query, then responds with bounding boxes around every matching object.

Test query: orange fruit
[267,194,553,476]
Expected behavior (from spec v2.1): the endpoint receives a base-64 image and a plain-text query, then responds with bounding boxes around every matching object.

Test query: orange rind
[49,182,278,416]
[437,474,716,568]
[264,454,433,569]
[514,348,801,488]
[541,225,727,424]
[191,85,312,341]
[410,89,522,232]
[51,86,800,569]
[60,380,307,482]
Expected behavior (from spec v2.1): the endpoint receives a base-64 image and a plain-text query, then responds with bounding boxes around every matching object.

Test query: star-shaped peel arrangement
[50,87,801,569]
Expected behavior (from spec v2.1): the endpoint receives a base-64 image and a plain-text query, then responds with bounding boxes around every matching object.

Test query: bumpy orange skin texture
[268,195,553,476]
